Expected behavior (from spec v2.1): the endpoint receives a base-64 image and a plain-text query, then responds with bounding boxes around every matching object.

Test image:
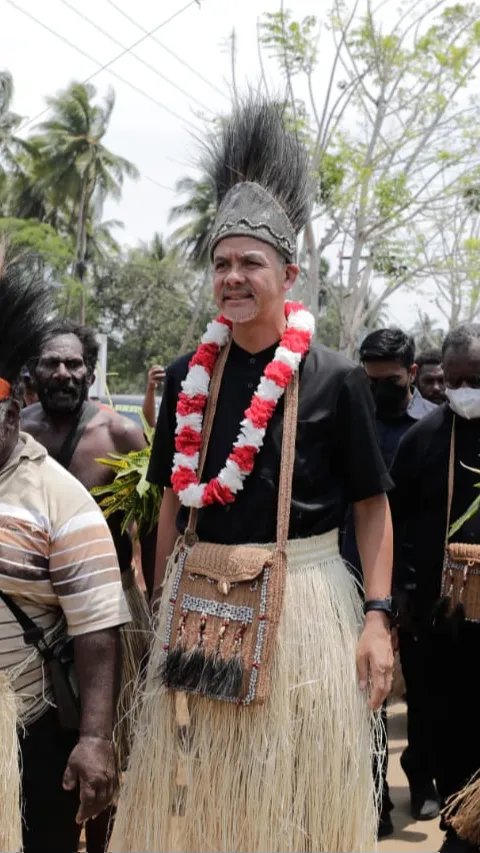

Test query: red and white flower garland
[171,301,315,508]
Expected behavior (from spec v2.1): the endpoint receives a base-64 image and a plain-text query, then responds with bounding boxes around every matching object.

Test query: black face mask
[370,379,409,418]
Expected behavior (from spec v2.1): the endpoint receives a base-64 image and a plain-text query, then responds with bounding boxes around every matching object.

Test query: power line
[144,176,176,192]
[7,0,202,133]
[58,0,214,115]
[104,0,230,102]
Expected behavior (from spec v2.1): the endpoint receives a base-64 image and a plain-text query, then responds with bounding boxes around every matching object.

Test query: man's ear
[283,263,299,293]
[410,363,418,383]
[6,398,20,427]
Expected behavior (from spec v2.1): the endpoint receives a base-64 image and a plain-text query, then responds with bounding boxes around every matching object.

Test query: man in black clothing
[390,322,480,853]
[342,328,439,835]
[416,348,446,405]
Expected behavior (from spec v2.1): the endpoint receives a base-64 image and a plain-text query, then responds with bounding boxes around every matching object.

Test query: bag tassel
[115,570,151,772]
[443,772,480,844]
[0,672,23,853]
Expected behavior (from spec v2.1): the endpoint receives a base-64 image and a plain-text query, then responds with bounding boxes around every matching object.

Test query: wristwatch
[363,597,398,625]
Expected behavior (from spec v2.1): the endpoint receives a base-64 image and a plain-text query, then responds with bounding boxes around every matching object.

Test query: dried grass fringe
[443,771,480,844]
[114,577,151,773]
[0,672,23,853]
[111,536,383,853]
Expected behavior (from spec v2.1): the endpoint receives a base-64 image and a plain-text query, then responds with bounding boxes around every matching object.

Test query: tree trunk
[178,268,211,356]
[304,219,319,327]
[74,175,89,325]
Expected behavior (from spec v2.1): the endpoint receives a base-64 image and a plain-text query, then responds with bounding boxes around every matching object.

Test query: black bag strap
[0,590,53,658]
[55,401,99,470]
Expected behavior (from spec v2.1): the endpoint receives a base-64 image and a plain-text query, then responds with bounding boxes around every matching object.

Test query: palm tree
[0,71,21,208]
[32,82,139,322]
[169,176,216,267]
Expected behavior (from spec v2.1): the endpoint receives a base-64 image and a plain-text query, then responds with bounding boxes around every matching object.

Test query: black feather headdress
[203,96,311,262]
[0,238,51,396]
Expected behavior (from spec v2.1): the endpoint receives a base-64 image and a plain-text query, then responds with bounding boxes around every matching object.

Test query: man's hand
[147,365,165,390]
[356,611,394,711]
[63,735,117,824]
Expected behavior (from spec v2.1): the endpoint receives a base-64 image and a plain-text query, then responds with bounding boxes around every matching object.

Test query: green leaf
[449,492,480,538]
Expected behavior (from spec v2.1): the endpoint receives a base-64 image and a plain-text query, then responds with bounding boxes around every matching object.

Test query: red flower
[216,315,232,328]
[229,444,257,472]
[284,302,304,317]
[245,395,276,429]
[177,393,207,416]
[281,327,312,355]
[202,478,235,506]
[190,342,219,375]
[264,360,293,388]
[171,467,198,492]
[175,427,202,455]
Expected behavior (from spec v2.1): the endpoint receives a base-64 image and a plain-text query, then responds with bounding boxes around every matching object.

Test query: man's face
[212,236,298,325]
[416,363,446,405]
[35,334,90,415]
[363,359,415,418]
[443,341,480,390]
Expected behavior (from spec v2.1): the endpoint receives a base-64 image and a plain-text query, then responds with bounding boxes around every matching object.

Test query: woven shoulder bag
[161,342,298,705]
[441,417,480,622]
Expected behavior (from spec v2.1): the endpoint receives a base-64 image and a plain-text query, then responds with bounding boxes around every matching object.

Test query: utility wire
[58,0,214,115]
[7,0,202,132]
[104,0,229,102]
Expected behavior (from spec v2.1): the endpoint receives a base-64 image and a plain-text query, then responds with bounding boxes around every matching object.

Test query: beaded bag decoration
[160,344,298,705]
[441,418,480,622]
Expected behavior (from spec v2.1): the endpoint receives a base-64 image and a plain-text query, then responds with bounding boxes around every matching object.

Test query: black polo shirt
[390,403,480,613]
[148,340,392,545]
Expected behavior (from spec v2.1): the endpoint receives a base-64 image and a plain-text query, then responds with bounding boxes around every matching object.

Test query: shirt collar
[407,387,437,420]
[0,432,46,477]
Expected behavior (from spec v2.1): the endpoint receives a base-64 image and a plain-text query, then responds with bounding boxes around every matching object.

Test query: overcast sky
[2,0,452,331]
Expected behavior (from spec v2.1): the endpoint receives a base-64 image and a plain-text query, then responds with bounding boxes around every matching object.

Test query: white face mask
[445,386,480,419]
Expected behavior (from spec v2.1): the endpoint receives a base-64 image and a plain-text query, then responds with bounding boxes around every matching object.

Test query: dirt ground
[379,700,443,853]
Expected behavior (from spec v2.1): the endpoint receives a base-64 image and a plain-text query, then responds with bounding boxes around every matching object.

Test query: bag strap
[185,340,299,554]
[55,401,99,470]
[445,416,456,547]
[0,590,50,653]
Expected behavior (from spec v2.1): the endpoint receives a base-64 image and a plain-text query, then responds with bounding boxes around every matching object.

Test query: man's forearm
[353,493,393,599]
[75,628,120,739]
[153,488,180,600]
[143,387,157,428]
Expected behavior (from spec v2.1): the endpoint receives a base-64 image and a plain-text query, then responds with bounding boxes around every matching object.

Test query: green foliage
[260,11,318,76]
[449,463,480,538]
[91,415,161,536]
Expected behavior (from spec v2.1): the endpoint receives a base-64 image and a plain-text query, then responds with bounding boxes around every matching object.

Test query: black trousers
[425,620,480,814]
[398,628,436,785]
[20,709,115,853]
[20,708,82,853]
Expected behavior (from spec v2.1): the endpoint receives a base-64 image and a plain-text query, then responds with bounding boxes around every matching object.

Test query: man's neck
[232,313,286,354]
[41,401,86,429]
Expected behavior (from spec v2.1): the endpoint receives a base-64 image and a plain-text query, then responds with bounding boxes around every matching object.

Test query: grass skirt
[0,673,23,852]
[111,530,382,853]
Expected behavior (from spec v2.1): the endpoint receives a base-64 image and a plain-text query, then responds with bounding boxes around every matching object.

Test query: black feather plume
[0,238,51,388]
[202,95,311,235]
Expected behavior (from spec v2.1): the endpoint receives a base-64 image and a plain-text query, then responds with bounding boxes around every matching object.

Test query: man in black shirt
[390,323,480,853]
[342,328,439,832]
[416,348,446,406]
[111,97,394,853]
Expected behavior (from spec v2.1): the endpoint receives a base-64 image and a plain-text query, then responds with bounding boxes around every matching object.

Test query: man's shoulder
[304,342,359,385]
[396,403,451,456]
[104,407,147,453]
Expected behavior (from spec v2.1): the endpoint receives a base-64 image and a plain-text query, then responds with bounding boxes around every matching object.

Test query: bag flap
[447,542,480,563]
[184,542,273,583]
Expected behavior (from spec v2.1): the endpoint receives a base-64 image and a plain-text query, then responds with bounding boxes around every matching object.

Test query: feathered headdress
[203,95,311,262]
[0,238,51,400]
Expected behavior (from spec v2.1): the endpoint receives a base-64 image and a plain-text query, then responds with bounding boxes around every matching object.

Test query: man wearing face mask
[390,322,480,853]
[341,328,438,836]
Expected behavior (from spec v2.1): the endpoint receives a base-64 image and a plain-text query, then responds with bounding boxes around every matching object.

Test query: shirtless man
[21,320,156,852]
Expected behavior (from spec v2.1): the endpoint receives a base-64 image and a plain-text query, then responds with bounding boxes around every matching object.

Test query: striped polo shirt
[0,432,131,723]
